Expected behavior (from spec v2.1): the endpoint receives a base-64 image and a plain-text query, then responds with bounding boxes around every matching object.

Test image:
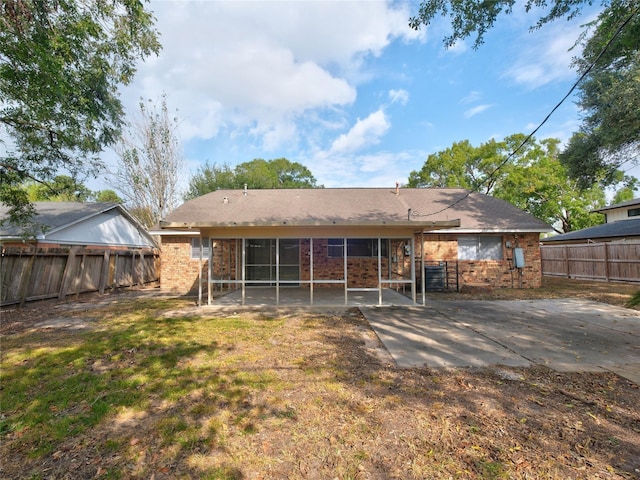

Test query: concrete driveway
[360,299,640,384]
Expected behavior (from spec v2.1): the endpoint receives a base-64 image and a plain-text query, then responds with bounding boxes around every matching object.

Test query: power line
[414,3,640,219]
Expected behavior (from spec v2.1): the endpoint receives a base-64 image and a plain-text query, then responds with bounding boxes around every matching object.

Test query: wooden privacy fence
[1,246,159,306]
[541,241,640,283]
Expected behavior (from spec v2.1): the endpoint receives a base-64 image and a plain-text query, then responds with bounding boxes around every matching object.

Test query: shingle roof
[541,218,640,243]
[594,197,640,213]
[160,188,552,232]
[0,203,155,248]
[0,202,121,238]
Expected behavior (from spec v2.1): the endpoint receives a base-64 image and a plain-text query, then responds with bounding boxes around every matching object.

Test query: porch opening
[201,236,416,306]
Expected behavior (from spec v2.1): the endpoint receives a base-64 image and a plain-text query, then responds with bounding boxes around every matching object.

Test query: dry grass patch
[1,285,639,479]
[432,276,640,309]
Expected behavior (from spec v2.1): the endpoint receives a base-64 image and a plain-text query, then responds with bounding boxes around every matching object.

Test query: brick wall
[160,233,543,293]
[299,239,389,288]
[418,232,542,289]
[159,236,205,295]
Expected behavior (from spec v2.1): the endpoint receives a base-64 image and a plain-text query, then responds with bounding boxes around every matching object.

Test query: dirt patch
[0,288,170,335]
[1,278,639,479]
[430,276,640,309]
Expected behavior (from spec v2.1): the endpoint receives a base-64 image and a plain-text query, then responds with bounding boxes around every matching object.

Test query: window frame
[190,237,211,260]
[327,238,388,258]
[457,235,503,261]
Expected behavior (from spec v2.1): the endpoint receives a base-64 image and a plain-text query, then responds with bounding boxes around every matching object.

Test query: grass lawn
[1,287,639,479]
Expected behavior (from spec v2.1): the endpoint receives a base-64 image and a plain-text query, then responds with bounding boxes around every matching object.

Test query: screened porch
[194,236,417,306]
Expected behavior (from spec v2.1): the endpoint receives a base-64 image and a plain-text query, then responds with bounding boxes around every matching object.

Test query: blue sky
[96,0,637,195]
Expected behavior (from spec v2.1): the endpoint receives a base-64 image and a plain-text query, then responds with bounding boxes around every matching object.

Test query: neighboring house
[540,218,640,245]
[1,202,158,305]
[0,202,156,248]
[541,197,640,245]
[156,187,552,305]
[594,198,640,223]
[540,198,640,282]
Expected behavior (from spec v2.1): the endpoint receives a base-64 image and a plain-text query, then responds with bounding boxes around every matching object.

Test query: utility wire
[414,3,640,218]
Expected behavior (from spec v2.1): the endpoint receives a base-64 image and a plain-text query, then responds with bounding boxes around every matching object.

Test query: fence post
[17,252,36,307]
[564,245,569,278]
[99,250,110,294]
[113,253,119,289]
[59,246,80,300]
[604,243,610,282]
[74,252,87,299]
[131,250,138,287]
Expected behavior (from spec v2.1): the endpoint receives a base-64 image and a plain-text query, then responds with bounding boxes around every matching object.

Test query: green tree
[24,175,93,202]
[184,163,236,200]
[110,95,183,228]
[409,0,598,48]
[94,189,123,203]
[408,140,485,191]
[235,158,320,189]
[408,135,613,232]
[408,0,639,189]
[185,158,321,200]
[560,1,640,187]
[0,0,160,228]
[407,134,538,195]
[494,149,606,233]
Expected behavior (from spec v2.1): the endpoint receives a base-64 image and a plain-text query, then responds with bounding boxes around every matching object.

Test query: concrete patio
[361,298,640,384]
[209,286,416,307]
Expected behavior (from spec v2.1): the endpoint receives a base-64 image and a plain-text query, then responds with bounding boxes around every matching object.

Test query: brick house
[156,187,551,305]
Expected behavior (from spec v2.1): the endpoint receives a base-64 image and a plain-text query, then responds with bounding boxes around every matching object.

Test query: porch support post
[343,237,348,305]
[207,239,212,306]
[241,238,246,305]
[198,236,203,307]
[275,238,280,306]
[236,239,240,290]
[309,238,314,305]
[421,231,425,305]
[378,237,382,305]
[411,235,416,304]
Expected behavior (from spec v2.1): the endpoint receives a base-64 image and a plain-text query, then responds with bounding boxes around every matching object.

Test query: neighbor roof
[0,202,156,247]
[1,202,114,238]
[160,188,552,233]
[541,218,640,244]
[594,198,640,213]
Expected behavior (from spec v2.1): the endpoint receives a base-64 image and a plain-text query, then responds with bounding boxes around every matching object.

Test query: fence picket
[0,246,159,306]
[541,241,640,283]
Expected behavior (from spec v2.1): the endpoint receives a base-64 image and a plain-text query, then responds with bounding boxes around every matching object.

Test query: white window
[327,238,388,258]
[190,237,210,259]
[458,236,503,260]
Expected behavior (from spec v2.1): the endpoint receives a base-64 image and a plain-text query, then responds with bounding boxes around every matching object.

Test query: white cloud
[464,104,493,118]
[329,110,390,154]
[121,0,420,150]
[447,39,469,55]
[460,91,482,105]
[502,18,591,89]
[389,89,409,105]
[309,150,420,188]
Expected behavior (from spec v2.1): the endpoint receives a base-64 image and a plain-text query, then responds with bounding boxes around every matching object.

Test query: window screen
[190,237,211,259]
[327,238,388,258]
[458,236,503,260]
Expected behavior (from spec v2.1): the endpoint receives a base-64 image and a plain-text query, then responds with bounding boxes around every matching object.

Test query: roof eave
[41,203,119,236]
[430,227,552,234]
[159,219,462,229]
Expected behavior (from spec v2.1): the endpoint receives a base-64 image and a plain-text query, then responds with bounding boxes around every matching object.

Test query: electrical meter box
[514,247,525,268]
